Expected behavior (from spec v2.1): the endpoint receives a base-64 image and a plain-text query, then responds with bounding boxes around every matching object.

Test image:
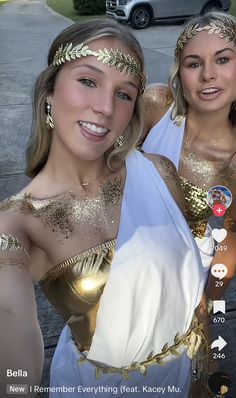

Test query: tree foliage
[73,0,105,15]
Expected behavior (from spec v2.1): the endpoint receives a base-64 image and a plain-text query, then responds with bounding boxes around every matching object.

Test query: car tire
[131,7,151,29]
[201,2,221,14]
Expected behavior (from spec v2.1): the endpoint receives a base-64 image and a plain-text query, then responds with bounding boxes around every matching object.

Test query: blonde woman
[0,20,206,397]
[143,11,236,302]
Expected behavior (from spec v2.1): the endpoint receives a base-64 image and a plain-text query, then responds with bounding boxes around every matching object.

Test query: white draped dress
[142,108,215,276]
[48,150,205,397]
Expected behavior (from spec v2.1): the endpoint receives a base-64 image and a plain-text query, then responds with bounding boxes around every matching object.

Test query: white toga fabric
[142,108,214,274]
[50,150,205,397]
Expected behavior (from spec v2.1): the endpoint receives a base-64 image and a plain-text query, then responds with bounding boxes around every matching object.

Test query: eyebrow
[182,47,235,61]
[71,63,138,90]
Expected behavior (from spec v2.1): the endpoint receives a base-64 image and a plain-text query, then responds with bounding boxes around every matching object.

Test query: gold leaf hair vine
[52,42,146,93]
[176,18,236,56]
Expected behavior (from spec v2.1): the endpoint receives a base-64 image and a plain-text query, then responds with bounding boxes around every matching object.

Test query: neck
[42,140,111,186]
[186,107,233,140]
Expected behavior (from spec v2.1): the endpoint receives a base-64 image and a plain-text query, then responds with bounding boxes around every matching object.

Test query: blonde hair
[26,19,145,177]
[169,11,236,125]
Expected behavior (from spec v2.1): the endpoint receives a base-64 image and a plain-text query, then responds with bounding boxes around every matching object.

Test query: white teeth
[79,121,108,134]
[202,88,219,94]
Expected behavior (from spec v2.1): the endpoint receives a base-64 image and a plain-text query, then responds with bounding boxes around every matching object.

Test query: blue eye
[78,78,96,87]
[217,57,229,64]
[188,62,201,68]
[118,91,132,101]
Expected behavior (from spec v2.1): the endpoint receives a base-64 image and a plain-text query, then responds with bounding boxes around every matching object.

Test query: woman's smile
[78,120,110,142]
[197,86,223,101]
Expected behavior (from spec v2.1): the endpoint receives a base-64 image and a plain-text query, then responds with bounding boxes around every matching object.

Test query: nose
[92,91,114,117]
[200,62,216,83]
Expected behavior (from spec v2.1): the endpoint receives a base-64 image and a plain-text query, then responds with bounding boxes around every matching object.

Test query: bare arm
[205,230,236,300]
[0,218,44,397]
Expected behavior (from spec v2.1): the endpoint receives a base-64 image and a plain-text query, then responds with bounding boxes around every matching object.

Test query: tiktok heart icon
[212,228,227,243]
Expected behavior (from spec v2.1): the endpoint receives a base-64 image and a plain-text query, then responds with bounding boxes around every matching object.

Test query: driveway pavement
[0,0,182,201]
[0,1,235,397]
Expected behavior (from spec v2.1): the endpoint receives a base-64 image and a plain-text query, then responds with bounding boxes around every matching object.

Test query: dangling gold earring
[46,99,55,129]
[174,115,184,126]
[114,135,124,148]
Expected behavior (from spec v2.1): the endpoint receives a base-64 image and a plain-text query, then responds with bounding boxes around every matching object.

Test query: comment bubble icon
[211,264,228,280]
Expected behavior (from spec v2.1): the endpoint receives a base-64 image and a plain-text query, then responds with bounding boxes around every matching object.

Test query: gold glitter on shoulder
[143,84,173,131]
[0,193,34,213]
[0,234,29,258]
[13,178,123,241]
[157,155,178,183]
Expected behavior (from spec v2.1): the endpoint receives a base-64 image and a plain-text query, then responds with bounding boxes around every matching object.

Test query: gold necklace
[44,172,110,191]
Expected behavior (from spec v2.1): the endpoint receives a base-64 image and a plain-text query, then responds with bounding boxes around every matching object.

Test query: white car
[106,0,232,29]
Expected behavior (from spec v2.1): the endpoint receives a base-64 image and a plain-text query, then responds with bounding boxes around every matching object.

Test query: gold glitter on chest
[0,177,123,243]
[29,177,123,240]
[179,148,236,237]
[179,146,235,188]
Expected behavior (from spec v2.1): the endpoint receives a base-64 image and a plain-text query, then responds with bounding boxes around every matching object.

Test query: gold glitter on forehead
[52,42,146,93]
[176,18,236,57]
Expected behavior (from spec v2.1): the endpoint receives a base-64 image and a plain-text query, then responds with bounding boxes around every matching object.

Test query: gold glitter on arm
[0,258,26,270]
[0,234,29,258]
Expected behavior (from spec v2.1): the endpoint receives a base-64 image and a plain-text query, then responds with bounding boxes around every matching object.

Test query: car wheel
[201,2,221,14]
[131,7,151,29]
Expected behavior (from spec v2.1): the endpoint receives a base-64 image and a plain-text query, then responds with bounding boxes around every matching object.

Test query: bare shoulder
[144,153,185,214]
[143,83,173,133]
[144,153,177,181]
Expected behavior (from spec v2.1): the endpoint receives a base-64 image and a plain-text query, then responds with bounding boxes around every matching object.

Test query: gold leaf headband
[176,18,236,57]
[52,42,146,93]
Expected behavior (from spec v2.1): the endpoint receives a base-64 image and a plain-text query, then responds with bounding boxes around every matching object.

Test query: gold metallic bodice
[39,239,116,351]
[179,176,211,238]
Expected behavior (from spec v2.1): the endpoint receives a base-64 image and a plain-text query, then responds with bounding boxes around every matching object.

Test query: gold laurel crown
[176,18,236,56]
[52,43,146,93]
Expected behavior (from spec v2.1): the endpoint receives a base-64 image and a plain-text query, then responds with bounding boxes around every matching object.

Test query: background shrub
[73,0,105,15]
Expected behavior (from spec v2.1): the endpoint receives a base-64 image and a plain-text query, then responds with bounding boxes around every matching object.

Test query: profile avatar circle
[207,185,232,217]
[208,372,230,396]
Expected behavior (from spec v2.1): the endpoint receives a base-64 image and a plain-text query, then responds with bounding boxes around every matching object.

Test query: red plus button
[213,204,226,217]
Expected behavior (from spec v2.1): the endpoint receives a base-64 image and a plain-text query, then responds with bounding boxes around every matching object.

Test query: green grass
[0,0,10,6]
[229,0,236,16]
[47,0,105,22]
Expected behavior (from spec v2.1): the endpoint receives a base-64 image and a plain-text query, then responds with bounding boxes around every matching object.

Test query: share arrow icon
[211,336,227,351]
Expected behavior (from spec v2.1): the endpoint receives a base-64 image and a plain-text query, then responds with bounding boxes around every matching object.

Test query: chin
[74,151,105,163]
